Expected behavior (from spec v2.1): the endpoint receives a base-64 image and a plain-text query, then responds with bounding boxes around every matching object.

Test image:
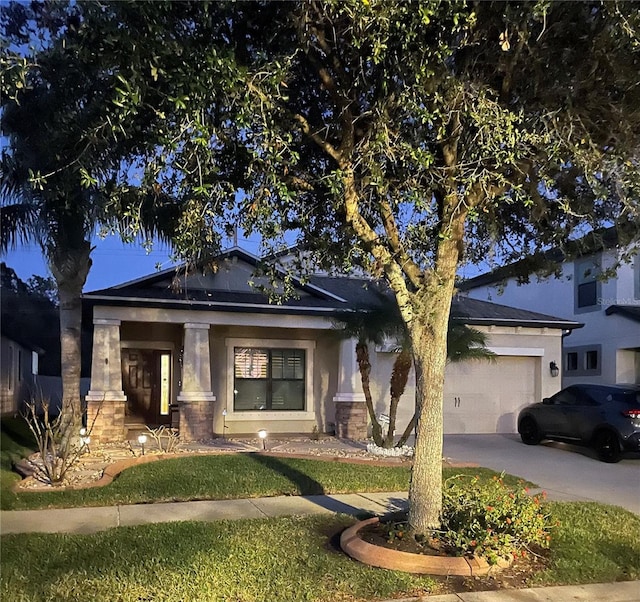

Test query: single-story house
[83,249,581,442]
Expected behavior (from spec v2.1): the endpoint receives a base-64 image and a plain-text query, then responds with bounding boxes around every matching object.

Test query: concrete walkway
[0,491,409,535]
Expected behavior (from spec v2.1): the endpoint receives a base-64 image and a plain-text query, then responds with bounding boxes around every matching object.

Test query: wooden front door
[122,349,171,426]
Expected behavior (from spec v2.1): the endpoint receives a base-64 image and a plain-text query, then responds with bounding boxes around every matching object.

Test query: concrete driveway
[443,434,640,515]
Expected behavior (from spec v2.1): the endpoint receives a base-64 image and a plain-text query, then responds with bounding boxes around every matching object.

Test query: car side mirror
[542,398,553,405]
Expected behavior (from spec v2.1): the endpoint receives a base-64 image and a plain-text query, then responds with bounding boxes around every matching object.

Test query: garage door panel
[444,357,537,434]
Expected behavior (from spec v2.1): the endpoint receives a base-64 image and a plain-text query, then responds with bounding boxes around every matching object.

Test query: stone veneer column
[178,323,216,441]
[333,337,368,440]
[85,319,127,443]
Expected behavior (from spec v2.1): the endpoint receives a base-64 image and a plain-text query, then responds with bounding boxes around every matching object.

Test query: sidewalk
[0,491,408,535]
[392,581,640,601]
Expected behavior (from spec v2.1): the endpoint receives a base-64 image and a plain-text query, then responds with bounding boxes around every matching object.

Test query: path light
[222,408,227,439]
[138,434,147,456]
[258,429,267,451]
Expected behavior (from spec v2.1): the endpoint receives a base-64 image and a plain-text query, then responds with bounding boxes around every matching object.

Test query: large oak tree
[4,1,639,533]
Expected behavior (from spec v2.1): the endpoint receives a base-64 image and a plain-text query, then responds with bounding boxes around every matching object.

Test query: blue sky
[2,232,262,292]
[3,231,485,292]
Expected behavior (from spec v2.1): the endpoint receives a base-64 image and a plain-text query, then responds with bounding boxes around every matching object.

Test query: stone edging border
[340,516,511,576]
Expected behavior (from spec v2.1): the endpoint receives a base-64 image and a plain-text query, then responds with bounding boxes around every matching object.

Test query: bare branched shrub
[22,398,100,485]
[145,425,180,453]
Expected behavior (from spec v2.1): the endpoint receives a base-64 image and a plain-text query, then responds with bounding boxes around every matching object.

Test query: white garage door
[443,356,537,434]
[371,353,538,436]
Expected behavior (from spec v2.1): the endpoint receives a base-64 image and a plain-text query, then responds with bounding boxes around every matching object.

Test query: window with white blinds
[234,347,305,411]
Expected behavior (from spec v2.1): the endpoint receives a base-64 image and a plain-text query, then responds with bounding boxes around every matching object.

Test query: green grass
[0,515,437,602]
[1,448,523,510]
[2,503,639,602]
[533,502,640,585]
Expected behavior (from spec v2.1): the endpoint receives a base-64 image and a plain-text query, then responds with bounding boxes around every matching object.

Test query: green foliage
[440,474,554,565]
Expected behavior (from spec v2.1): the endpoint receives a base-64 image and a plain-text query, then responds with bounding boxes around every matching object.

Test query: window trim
[225,337,316,422]
[233,347,306,411]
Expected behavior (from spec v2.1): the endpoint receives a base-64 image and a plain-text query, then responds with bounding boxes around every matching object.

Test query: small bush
[440,473,555,564]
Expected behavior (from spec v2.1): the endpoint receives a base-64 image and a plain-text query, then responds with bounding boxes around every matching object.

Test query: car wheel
[519,417,541,445]
[594,431,622,463]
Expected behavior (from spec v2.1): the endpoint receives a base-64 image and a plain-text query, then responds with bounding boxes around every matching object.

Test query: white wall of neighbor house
[465,251,640,386]
[369,326,564,436]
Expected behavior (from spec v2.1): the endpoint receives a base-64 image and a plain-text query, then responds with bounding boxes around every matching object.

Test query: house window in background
[575,257,601,310]
[564,345,602,377]
[585,349,599,371]
[234,347,305,411]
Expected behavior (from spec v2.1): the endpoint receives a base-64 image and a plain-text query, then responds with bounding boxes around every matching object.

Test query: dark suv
[517,384,640,463]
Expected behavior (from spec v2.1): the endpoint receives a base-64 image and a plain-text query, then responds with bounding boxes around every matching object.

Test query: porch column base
[178,395,216,441]
[334,396,368,440]
[85,392,126,443]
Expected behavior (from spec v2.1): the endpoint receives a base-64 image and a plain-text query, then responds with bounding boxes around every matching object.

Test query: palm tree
[335,293,494,448]
[1,6,181,437]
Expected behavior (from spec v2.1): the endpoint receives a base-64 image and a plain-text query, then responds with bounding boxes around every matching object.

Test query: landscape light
[258,429,268,450]
[138,434,147,455]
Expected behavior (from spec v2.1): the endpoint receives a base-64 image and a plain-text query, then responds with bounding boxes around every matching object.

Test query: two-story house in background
[460,229,640,387]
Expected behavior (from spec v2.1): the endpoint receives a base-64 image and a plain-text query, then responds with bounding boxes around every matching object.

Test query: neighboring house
[0,331,41,415]
[82,248,580,443]
[460,231,640,387]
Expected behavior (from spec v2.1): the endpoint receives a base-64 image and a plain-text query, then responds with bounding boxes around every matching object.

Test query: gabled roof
[83,248,582,329]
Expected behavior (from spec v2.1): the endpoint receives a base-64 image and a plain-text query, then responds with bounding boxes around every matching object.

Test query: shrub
[440,474,555,564]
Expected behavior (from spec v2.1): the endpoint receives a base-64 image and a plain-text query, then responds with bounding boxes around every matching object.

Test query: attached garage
[369,298,581,437]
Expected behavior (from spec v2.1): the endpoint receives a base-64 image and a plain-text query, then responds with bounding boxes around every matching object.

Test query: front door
[122,349,171,426]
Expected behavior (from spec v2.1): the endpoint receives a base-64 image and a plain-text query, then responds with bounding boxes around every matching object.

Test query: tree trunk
[407,205,466,534]
[49,241,92,438]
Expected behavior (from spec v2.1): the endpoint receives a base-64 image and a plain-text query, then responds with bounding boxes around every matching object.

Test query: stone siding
[87,399,125,443]
[179,400,214,441]
[335,402,368,440]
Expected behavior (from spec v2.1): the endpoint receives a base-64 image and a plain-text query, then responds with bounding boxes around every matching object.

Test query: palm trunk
[49,241,92,440]
[386,348,412,447]
[355,341,383,445]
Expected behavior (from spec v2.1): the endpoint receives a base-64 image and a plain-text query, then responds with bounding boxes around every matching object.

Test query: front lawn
[2,450,524,510]
[1,503,638,602]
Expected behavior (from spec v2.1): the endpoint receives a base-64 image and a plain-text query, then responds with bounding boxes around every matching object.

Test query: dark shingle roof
[83,249,582,329]
[605,305,640,323]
